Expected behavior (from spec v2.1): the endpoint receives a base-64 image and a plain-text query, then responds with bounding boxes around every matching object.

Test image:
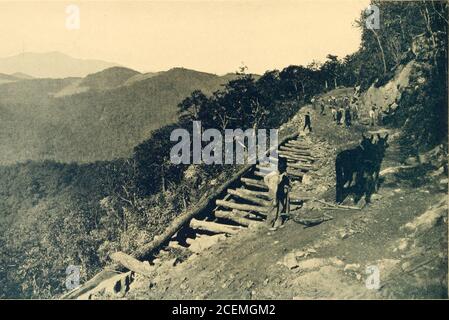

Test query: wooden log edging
[227,189,271,206]
[216,199,270,213]
[61,131,299,299]
[236,188,271,200]
[190,218,243,234]
[279,146,312,156]
[61,268,120,299]
[132,131,298,259]
[132,164,255,260]
[61,164,254,299]
[279,152,315,162]
[110,252,155,277]
[214,210,254,226]
[241,177,269,189]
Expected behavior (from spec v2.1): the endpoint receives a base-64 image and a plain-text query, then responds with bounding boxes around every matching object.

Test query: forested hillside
[0,72,31,85]
[0,68,237,164]
[0,0,446,298]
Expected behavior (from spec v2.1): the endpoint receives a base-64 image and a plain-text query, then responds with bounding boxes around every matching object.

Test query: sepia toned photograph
[0,0,447,304]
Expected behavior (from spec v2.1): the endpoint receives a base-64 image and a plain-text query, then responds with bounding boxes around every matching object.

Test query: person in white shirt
[263,157,291,229]
[369,107,376,126]
[351,98,359,120]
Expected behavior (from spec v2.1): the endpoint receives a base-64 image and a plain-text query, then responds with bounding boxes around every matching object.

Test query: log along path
[62,129,324,299]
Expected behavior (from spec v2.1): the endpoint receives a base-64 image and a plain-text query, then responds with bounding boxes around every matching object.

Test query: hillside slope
[79,67,141,90]
[107,97,447,300]
[0,73,19,84]
[52,67,141,97]
[0,68,235,164]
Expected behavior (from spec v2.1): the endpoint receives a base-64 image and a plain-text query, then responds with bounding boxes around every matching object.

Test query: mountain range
[0,65,241,164]
[0,72,34,85]
[0,52,119,78]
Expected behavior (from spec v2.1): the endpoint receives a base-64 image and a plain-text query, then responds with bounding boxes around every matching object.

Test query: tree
[133,124,184,195]
[321,54,342,89]
[178,90,208,121]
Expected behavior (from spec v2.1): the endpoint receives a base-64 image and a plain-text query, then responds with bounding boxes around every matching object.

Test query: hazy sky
[0,0,370,74]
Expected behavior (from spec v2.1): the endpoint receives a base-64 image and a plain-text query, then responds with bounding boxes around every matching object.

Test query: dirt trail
[97,95,448,300]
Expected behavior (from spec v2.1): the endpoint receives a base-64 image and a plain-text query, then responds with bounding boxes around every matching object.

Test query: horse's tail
[335,154,344,203]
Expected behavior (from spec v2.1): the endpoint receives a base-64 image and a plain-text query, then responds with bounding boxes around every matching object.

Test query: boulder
[278,252,299,269]
[296,258,327,271]
[186,234,227,253]
[302,174,313,185]
[431,166,445,177]
[405,156,419,166]
[344,263,361,272]
[402,199,447,234]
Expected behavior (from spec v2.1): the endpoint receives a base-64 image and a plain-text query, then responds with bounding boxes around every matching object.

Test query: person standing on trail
[264,157,290,229]
[388,99,398,114]
[377,108,383,125]
[320,99,325,115]
[303,112,312,132]
[336,106,343,125]
[369,106,376,126]
[351,98,359,121]
[344,106,352,127]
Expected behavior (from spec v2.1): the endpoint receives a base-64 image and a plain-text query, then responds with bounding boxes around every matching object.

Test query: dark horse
[335,134,373,203]
[335,133,389,204]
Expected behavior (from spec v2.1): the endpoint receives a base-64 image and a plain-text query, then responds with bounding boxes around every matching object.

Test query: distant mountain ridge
[0,73,18,84]
[0,52,119,78]
[0,72,34,84]
[11,72,34,79]
[0,66,241,164]
[80,66,141,90]
[51,66,142,97]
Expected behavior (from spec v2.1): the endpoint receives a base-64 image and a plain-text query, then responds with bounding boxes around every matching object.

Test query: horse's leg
[343,170,350,188]
[335,159,343,203]
[364,172,375,204]
[348,170,357,188]
[353,173,363,203]
[353,167,365,202]
[374,167,380,192]
[373,171,378,192]
[336,176,342,203]
[341,163,354,201]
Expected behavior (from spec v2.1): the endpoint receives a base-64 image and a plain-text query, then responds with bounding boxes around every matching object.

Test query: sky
[0,0,370,75]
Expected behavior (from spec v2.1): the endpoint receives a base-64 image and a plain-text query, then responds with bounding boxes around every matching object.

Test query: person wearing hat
[303,111,312,132]
[369,106,376,126]
[264,157,291,229]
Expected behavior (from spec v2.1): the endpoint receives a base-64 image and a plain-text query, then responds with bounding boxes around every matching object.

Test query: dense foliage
[0,1,447,298]
[0,68,235,164]
[348,1,448,148]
